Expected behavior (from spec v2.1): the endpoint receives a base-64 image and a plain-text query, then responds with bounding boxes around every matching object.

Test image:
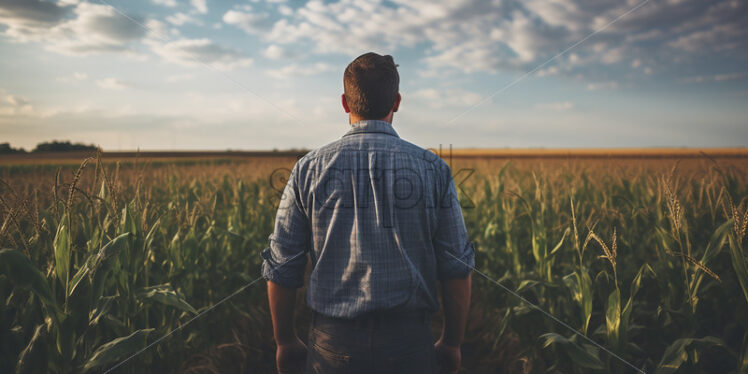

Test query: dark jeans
[304,309,437,374]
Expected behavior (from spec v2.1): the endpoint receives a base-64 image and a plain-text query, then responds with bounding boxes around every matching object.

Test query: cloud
[0,93,33,116]
[0,2,255,72]
[262,44,294,60]
[0,2,148,56]
[3,0,745,92]
[277,5,293,16]
[165,73,194,83]
[535,101,574,111]
[222,9,272,34]
[166,12,202,26]
[256,0,576,74]
[586,81,618,91]
[57,72,88,82]
[0,0,71,40]
[0,0,70,24]
[152,0,177,8]
[96,78,128,90]
[150,38,253,70]
[266,62,334,79]
[715,72,748,81]
[681,72,748,84]
[0,0,69,23]
[191,0,207,15]
[669,23,745,53]
[242,0,748,87]
[6,95,29,107]
[49,3,148,55]
[410,88,484,109]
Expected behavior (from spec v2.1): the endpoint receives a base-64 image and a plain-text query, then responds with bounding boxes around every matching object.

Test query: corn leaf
[136,284,197,315]
[621,264,654,349]
[83,328,154,373]
[606,288,621,349]
[540,332,604,370]
[53,222,69,288]
[0,249,57,313]
[121,204,137,236]
[550,227,570,255]
[739,333,748,374]
[727,233,748,304]
[94,233,132,269]
[655,336,726,374]
[91,233,132,299]
[15,324,48,374]
[68,258,92,298]
[89,296,116,327]
[563,269,594,335]
[56,313,75,361]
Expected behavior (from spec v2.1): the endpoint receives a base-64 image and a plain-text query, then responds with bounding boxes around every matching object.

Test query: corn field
[0,153,746,373]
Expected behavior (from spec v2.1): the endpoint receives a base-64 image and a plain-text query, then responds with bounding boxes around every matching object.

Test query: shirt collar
[343,119,400,138]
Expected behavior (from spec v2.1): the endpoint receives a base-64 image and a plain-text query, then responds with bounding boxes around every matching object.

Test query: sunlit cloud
[266,62,334,79]
[149,38,254,70]
[96,78,129,90]
[0,0,746,149]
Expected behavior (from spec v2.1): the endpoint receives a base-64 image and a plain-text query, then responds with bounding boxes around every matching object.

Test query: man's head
[342,52,401,123]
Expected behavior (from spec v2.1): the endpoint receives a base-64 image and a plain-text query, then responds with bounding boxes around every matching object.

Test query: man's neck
[349,114,393,125]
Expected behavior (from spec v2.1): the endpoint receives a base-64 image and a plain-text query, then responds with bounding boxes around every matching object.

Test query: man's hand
[438,273,470,374]
[268,281,306,373]
[276,336,308,374]
[434,338,461,374]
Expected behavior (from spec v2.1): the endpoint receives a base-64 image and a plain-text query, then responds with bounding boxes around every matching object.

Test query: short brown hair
[343,52,399,119]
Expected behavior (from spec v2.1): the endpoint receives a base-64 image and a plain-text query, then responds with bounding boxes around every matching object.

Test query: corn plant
[1,154,747,373]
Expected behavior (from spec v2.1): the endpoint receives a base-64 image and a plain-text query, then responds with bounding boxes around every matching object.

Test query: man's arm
[262,160,310,337]
[267,280,300,345]
[439,274,471,347]
[262,161,311,374]
[267,281,307,374]
[432,162,475,374]
[434,274,471,374]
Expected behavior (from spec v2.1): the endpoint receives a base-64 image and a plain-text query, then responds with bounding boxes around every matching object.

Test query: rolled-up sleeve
[261,162,310,288]
[433,165,475,280]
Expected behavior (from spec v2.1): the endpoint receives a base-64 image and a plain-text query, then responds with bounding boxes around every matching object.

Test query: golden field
[0,149,747,373]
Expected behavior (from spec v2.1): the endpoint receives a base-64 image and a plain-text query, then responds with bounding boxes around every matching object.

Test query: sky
[0,0,747,151]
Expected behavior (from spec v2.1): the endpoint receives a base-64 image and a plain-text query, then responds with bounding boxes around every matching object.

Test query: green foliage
[540,332,604,371]
[15,324,48,374]
[655,336,728,374]
[82,329,154,373]
[136,284,197,315]
[32,140,97,153]
[0,155,746,373]
[0,249,58,315]
[0,156,278,373]
[467,160,747,373]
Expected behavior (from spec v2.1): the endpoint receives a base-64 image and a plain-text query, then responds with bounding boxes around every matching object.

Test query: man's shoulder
[299,134,446,167]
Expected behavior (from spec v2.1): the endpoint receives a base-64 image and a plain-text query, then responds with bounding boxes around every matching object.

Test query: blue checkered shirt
[261,120,475,318]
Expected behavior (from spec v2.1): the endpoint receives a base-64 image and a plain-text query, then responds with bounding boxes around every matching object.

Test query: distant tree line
[0,143,25,154]
[0,141,98,154]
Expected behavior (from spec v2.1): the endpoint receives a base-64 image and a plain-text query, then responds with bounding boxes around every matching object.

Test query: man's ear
[392,93,401,113]
[341,94,350,113]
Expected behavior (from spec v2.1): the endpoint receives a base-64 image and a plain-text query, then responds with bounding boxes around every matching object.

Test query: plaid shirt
[261,120,474,318]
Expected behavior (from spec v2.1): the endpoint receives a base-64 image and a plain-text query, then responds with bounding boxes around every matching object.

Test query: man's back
[262,119,473,318]
[262,52,473,374]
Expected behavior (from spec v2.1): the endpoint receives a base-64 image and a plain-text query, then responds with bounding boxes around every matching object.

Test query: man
[261,52,475,374]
